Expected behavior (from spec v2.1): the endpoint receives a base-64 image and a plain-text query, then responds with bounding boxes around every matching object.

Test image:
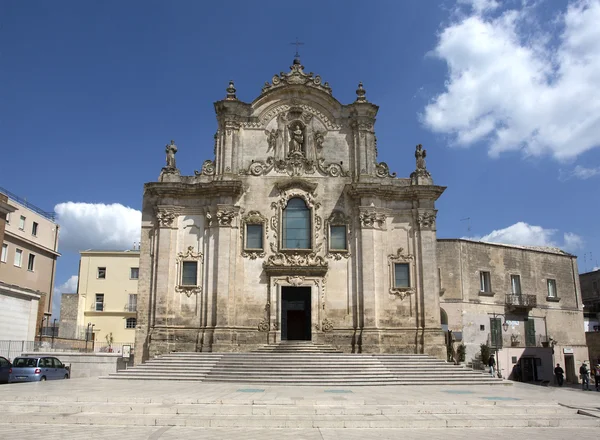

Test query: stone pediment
[263,251,328,277]
[262,59,332,96]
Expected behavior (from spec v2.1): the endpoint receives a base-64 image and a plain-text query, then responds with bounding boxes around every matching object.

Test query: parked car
[9,357,70,383]
[0,356,11,383]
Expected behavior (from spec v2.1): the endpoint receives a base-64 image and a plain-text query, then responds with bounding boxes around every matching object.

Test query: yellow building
[76,250,139,348]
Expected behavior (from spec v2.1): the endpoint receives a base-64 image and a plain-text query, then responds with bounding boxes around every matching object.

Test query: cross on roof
[290,38,304,58]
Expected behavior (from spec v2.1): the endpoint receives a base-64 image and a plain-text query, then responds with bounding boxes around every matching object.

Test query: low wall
[22,352,134,379]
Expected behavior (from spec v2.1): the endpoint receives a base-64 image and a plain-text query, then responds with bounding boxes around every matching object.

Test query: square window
[130,267,139,280]
[394,263,410,288]
[480,324,485,331]
[97,267,106,279]
[1,243,7,263]
[19,215,25,230]
[510,275,521,295]
[27,253,35,271]
[330,225,347,250]
[95,294,104,312]
[14,248,23,267]
[182,261,197,286]
[479,271,491,293]
[245,224,263,250]
[126,317,137,329]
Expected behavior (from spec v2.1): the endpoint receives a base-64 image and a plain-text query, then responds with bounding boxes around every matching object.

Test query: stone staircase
[105,342,503,386]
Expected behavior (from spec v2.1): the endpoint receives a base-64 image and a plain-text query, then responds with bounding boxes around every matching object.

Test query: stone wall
[586,332,600,365]
[58,293,79,339]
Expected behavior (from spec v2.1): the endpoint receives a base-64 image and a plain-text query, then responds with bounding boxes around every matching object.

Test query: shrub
[480,343,491,365]
[457,344,466,362]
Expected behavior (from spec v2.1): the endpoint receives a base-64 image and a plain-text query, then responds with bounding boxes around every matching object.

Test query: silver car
[9,357,70,382]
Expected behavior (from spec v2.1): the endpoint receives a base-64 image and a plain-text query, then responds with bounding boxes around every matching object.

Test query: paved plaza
[1,378,600,438]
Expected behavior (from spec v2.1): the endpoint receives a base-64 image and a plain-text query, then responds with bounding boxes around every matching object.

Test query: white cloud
[468,221,584,252]
[55,202,141,252]
[52,275,79,320]
[423,0,600,161]
[559,164,600,180]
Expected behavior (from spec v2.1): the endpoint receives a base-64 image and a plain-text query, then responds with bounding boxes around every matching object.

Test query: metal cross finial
[290,38,304,58]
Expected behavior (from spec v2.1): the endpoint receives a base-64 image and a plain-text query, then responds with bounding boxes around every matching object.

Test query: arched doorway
[440,308,448,332]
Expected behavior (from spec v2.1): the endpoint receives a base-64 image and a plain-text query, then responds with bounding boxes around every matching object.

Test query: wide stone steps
[106,346,501,385]
[1,400,598,428]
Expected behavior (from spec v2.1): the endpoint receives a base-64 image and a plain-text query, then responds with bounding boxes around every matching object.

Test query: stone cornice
[144,181,244,199]
[346,182,446,202]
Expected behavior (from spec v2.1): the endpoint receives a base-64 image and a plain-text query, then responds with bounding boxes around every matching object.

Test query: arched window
[440,308,448,332]
[283,197,311,249]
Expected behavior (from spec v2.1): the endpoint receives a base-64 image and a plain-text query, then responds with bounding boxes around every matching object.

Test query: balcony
[487,333,549,349]
[124,304,137,313]
[505,294,536,309]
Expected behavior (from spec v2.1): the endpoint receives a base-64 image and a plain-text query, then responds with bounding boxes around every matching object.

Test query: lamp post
[85,322,92,352]
[38,316,47,342]
[491,312,509,379]
[91,324,96,352]
[51,318,57,347]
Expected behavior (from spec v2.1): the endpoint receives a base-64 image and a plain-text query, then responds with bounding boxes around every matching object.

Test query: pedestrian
[595,364,600,391]
[554,363,564,387]
[580,361,590,391]
[488,354,496,377]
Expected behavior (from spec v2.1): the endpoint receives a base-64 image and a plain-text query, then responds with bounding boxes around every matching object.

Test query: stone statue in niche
[415,144,426,170]
[290,124,304,154]
[165,140,178,169]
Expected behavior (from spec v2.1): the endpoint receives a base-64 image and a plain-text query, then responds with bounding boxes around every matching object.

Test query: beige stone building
[581,268,600,315]
[0,187,60,341]
[438,239,586,383]
[76,250,139,346]
[135,58,446,362]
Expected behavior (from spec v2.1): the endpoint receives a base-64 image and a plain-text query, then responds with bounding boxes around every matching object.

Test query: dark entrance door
[281,286,311,341]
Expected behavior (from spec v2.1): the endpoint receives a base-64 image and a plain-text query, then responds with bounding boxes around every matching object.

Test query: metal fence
[0,339,135,361]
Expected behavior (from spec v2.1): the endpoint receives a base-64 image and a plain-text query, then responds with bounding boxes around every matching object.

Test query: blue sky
[1,0,599,317]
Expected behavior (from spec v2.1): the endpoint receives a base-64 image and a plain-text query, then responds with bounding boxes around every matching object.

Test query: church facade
[134,58,446,363]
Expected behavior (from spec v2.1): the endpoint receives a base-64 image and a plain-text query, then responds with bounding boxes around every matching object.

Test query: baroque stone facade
[135,58,446,362]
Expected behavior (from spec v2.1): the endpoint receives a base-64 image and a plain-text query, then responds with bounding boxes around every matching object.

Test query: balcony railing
[124,304,137,312]
[488,333,549,349]
[505,294,537,308]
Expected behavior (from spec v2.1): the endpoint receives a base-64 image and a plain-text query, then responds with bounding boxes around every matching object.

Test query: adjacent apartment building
[439,239,586,384]
[580,268,600,364]
[74,250,139,347]
[0,187,60,341]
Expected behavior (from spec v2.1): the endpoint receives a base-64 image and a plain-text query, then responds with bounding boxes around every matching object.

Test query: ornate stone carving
[260,104,341,131]
[175,286,201,298]
[388,248,415,299]
[355,82,367,103]
[241,211,267,260]
[417,211,437,229]
[155,207,176,228]
[242,249,266,260]
[194,160,216,176]
[205,211,213,227]
[264,252,327,268]
[240,157,276,176]
[375,162,397,178]
[178,246,204,262]
[216,209,236,227]
[322,318,334,332]
[257,319,270,332]
[359,211,386,229]
[262,59,332,96]
[265,129,281,153]
[286,275,305,286]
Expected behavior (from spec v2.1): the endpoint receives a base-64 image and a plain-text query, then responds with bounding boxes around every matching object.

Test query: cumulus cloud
[423,0,600,161]
[559,165,600,180]
[52,275,79,319]
[55,202,141,252]
[467,221,584,252]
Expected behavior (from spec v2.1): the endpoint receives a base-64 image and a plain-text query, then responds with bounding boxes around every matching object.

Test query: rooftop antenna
[460,217,471,234]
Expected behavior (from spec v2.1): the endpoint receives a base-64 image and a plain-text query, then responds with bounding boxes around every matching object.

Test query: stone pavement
[1,378,600,438]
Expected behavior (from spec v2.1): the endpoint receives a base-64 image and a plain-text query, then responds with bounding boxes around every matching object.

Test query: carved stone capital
[359,211,386,229]
[216,209,236,227]
[155,206,178,228]
[175,285,202,298]
[417,211,437,229]
[177,246,203,263]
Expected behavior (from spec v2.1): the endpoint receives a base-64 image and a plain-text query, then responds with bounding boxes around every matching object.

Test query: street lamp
[52,318,57,347]
[38,316,47,342]
[502,320,509,332]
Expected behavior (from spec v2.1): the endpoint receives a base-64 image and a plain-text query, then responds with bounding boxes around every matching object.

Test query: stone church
[135,57,446,362]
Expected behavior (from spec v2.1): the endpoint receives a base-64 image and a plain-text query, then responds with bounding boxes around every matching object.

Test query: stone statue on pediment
[165,140,178,169]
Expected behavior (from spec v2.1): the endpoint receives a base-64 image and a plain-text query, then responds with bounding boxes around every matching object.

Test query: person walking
[580,361,590,391]
[488,354,496,377]
[554,363,564,387]
[595,364,600,391]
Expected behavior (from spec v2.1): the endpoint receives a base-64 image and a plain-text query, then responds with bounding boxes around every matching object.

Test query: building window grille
[282,197,311,249]
[95,294,104,312]
[126,318,137,329]
[181,261,198,286]
[393,263,410,288]
[480,271,492,293]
